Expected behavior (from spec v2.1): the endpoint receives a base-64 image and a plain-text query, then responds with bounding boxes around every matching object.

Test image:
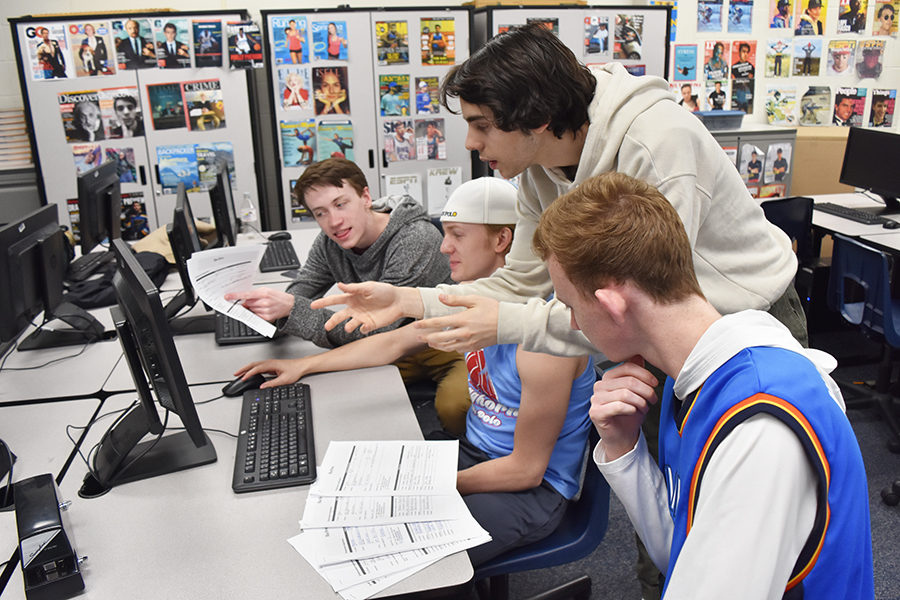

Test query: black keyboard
[214,312,269,345]
[67,251,114,282]
[232,383,316,493]
[815,202,887,225]
[259,240,301,273]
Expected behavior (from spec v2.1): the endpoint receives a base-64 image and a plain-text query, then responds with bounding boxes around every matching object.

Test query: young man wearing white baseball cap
[234,178,595,565]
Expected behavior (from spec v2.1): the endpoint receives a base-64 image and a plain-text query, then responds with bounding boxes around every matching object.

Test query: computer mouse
[268,231,292,241]
[883,220,900,229]
[222,373,267,397]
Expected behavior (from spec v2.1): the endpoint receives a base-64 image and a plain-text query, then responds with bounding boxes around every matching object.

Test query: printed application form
[186,245,276,337]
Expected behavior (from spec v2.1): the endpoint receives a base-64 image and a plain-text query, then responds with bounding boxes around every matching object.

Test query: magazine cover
[870,88,896,126]
[792,39,822,76]
[193,20,223,67]
[584,16,610,55]
[196,141,234,189]
[673,44,698,80]
[732,79,755,113]
[427,166,462,215]
[312,20,348,60]
[826,40,857,76]
[280,120,317,166]
[384,174,423,203]
[730,41,756,78]
[67,197,81,239]
[795,0,826,35]
[66,21,116,77]
[770,0,794,28]
[383,119,415,162]
[526,18,560,34]
[833,86,866,126]
[227,21,263,69]
[278,66,311,111]
[72,143,102,174]
[671,81,702,112]
[59,90,105,142]
[379,74,410,116]
[105,147,137,183]
[415,77,440,114]
[625,65,647,76]
[271,16,309,65]
[376,21,409,65]
[27,24,73,80]
[873,0,898,35]
[614,15,644,59]
[765,39,791,77]
[698,0,724,32]
[183,79,225,131]
[705,80,729,110]
[157,144,201,193]
[650,0,678,41]
[747,186,760,198]
[147,82,187,130]
[112,18,156,71]
[728,0,754,32]
[837,0,868,33]
[288,178,311,222]
[799,85,832,125]
[98,86,143,139]
[318,120,355,161]
[121,192,149,240]
[421,18,456,65]
[760,184,786,198]
[764,144,792,183]
[313,67,350,115]
[416,119,446,160]
[153,18,191,69]
[739,143,765,184]
[703,41,730,79]
[856,39,885,78]
[765,85,797,124]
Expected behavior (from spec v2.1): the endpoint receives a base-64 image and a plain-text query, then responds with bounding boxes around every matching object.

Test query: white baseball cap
[440,177,518,225]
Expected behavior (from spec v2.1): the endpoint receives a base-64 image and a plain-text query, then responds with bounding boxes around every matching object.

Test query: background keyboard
[815,202,888,225]
[259,240,301,273]
[214,313,269,345]
[232,383,316,493]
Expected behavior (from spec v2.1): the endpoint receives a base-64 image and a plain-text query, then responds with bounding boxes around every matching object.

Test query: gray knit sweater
[280,196,451,348]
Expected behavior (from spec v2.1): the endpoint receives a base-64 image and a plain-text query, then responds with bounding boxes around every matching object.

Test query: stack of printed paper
[289,440,490,600]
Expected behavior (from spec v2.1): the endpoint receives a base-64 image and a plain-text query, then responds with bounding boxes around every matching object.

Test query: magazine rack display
[261,7,474,226]
[10,11,262,241]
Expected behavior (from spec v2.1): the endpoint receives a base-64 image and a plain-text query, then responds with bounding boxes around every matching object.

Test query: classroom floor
[412,321,900,599]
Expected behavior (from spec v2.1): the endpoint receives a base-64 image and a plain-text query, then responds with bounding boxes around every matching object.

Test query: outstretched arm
[311,281,424,334]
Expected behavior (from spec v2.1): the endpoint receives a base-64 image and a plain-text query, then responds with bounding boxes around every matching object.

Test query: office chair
[826,234,900,504]
[473,432,611,600]
[761,196,815,314]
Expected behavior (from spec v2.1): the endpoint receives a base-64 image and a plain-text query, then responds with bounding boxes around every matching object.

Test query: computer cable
[0,341,18,371]
[1,439,13,509]
[110,409,170,481]
[0,342,90,372]
[170,425,237,440]
[66,403,133,480]
[194,393,226,406]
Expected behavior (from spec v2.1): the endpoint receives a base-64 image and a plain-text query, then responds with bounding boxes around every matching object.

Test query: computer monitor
[76,158,121,255]
[164,183,215,335]
[208,160,238,248]
[0,204,105,351]
[78,239,216,499]
[839,127,900,215]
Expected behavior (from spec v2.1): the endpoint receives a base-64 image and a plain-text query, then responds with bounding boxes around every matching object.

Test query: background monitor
[76,159,122,255]
[208,160,238,248]
[839,128,900,214]
[79,239,216,498]
[0,204,105,352]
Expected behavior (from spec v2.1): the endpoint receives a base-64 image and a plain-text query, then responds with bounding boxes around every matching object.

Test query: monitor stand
[859,193,900,217]
[17,302,113,351]
[163,290,216,336]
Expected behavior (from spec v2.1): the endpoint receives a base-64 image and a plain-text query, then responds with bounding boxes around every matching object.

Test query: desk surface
[812,192,900,237]
[1,367,472,599]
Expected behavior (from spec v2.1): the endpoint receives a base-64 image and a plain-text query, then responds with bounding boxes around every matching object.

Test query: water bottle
[239,192,260,238]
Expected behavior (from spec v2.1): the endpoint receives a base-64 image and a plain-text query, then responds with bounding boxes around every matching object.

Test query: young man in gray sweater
[226,158,469,433]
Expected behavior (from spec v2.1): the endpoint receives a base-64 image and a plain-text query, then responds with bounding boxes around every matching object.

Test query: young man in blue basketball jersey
[534,172,873,599]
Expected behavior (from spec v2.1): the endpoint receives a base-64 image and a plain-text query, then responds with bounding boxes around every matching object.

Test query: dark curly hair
[439,23,596,138]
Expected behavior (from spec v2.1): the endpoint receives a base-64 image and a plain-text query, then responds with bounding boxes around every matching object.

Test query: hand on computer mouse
[222,373,267,397]
[268,231,292,241]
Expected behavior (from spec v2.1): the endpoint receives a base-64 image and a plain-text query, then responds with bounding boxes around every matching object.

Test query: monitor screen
[839,127,900,213]
[76,159,122,254]
[79,239,216,498]
[208,160,238,248]
[0,204,105,350]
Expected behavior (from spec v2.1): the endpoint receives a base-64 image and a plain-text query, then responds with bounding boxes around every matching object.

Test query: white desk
[812,192,900,237]
[1,368,472,599]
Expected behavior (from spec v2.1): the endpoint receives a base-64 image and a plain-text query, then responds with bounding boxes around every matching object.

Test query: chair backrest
[827,234,900,347]
[761,196,814,264]
[474,433,611,579]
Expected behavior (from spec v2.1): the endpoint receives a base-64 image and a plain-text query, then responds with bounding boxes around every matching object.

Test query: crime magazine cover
[183,79,225,131]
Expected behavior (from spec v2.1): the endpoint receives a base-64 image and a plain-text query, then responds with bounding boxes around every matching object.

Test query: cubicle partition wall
[9,11,262,239]
[261,7,475,226]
